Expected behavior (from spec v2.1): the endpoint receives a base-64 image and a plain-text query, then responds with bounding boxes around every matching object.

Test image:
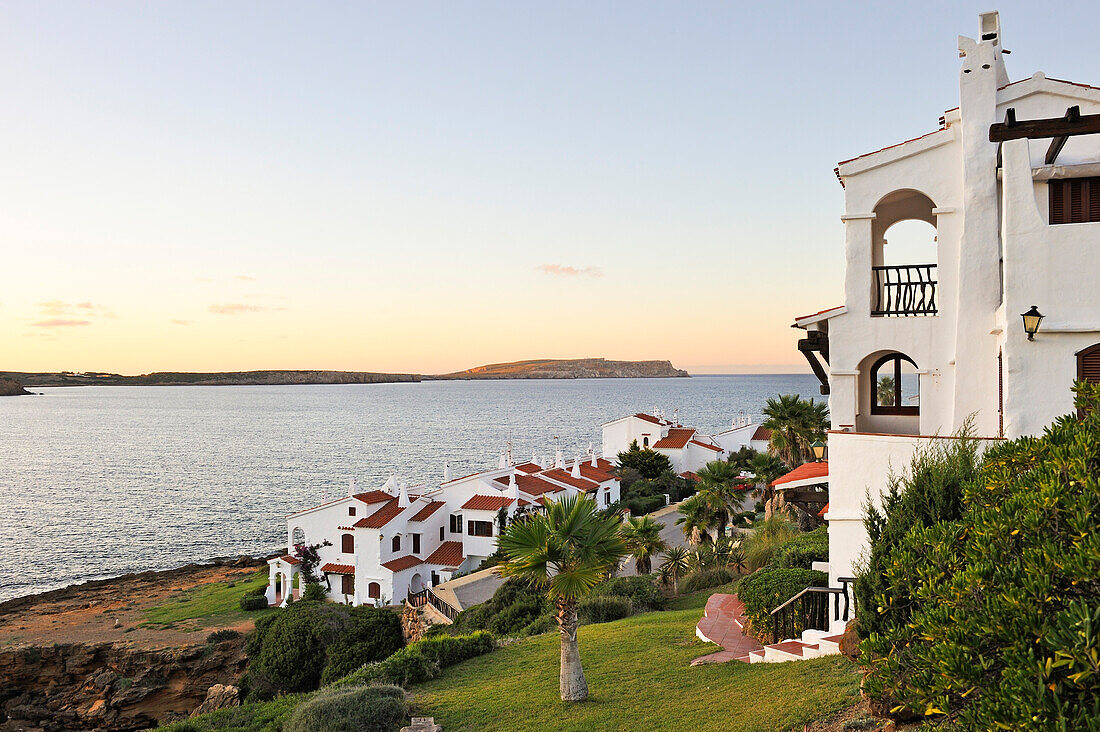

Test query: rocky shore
[0,378,31,396]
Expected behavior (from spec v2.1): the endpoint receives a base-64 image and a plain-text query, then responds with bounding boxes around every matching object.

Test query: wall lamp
[811,439,827,462]
[1021,305,1044,341]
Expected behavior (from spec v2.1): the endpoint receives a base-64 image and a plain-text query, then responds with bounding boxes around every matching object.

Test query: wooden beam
[990,106,1100,142]
[1045,106,1080,165]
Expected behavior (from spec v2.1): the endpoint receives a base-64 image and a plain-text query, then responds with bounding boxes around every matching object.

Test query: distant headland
[0,359,689,389]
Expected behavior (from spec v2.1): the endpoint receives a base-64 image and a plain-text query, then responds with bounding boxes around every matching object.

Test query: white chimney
[531,451,538,466]
[555,449,564,469]
[499,451,507,469]
[507,472,520,500]
[384,473,397,494]
[398,480,410,508]
[571,458,581,479]
[443,462,452,482]
[348,477,356,497]
[590,451,598,468]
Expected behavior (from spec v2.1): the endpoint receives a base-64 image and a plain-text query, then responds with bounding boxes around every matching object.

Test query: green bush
[486,597,543,637]
[334,631,495,688]
[239,595,269,611]
[247,584,267,597]
[285,684,407,732]
[301,582,328,603]
[451,579,548,636]
[206,629,242,644]
[244,602,404,697]
[858,383,1100,728]
[578,595,632,624]
[590,575,665,610]
[737,567,827,642]
[681,567,734,594]
[768,526,829,570]
[742,514,798,570]
[520,614,557,636]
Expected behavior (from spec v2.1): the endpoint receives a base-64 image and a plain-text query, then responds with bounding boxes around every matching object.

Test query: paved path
[691,593,763,664]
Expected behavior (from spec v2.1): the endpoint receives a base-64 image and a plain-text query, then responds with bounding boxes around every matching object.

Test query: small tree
[294,540,333,586]
[620,515,667,574]
[659,546,691,596]
[616,444,674,481]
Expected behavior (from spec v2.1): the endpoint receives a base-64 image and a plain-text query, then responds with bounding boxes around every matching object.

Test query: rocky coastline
[0,378,32,396]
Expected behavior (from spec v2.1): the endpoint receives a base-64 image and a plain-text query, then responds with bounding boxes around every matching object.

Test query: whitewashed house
[753,12,1100,662]
[601,410,727,476]
[266,452,621,608]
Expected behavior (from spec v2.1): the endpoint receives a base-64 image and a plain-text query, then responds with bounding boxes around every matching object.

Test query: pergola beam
[990,105,1100,142]
[1045,106,1080,165]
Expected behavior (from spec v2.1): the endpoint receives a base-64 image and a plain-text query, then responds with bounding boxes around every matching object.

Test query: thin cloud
[38,300,70,315]
[209,303,267,315]
[170,319,191,326]
[31,318,92,328]
[536,264,603,279]
[233,275,256,281]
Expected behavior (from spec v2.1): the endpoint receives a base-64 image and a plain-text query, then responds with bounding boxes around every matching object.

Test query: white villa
[266,450,621,608]
[601,410,750,476]
[752,11,1100,662]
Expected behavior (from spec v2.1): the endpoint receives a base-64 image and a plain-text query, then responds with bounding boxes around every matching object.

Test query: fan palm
[621,515,667,574]
[761,394,830,466]
[675,494,716,545]
[497,494,627,702]
[747,452,789,507]
[695,460,741,538]
[659,545,692,596]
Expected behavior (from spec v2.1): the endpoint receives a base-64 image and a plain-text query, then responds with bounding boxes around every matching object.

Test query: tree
[497,494,627,702]
[294,540,333,586]
[747,452,789,508]
[659,545,692,596]
[675,493,716,545]
[876,375,896,407]
[695,460,743,538]
[620,515,667,574]
[761,394,829,466]
[726,445,759,473]
[616,444,674,481]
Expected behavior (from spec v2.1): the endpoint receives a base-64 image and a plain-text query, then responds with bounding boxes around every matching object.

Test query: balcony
[871,264,937,317]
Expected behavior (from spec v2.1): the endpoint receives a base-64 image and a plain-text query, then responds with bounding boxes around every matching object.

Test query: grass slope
[411,590,859,732]
[144,569,273,628]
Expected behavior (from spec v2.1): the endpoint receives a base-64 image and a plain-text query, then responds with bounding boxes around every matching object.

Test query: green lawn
[144,569,274,629]
[410,587,860,732]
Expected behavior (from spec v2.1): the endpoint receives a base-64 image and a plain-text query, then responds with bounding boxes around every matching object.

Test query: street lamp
[811,440,827,462]
[1021,305,1044,341]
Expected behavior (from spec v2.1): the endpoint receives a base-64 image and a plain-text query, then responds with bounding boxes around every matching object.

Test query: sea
[0,374,818,603]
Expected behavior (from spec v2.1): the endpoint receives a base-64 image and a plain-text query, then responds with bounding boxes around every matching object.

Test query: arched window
[391,535,401,553]
[291,527,306,547]
[642,436,649,448]
[368,582,381,599]
[341,533,354,554]
[870,353,919,415]
[1077,343,1100,417]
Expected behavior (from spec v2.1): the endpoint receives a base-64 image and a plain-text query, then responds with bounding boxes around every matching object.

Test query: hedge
[332,631,494,688]
[239,595,269,611]
[737,567,827,643]
[681,567,734,594]
[284,684,406,732]
[768,526,829,570]
[590,575,665,611]
[578,595,632,624]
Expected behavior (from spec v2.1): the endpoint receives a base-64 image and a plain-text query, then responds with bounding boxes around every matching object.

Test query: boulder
[191,684,240,717]
[838,618,861,661]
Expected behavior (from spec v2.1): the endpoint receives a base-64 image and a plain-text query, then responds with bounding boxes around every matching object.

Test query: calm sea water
[0,374,817,602]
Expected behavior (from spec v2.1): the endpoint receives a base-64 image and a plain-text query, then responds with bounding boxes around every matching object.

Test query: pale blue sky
[1,2,1097,374]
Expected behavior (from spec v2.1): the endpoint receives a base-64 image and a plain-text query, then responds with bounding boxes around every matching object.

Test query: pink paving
[691,593,764,665]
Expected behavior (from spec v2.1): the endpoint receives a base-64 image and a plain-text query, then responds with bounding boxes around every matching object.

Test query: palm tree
[621,515,667,574]
[675,494,716,545]
[728,541,747,574]
[877,375,896,407]
[695,460,741,538]
[761,394,830,466]
[497,494,627,702]
[747,452,788,508]
[659,545,692,596]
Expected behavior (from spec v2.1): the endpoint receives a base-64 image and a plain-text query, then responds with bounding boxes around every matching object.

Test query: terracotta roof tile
[320,562,354,575]
[409,500,446,522]
[793,305,845,323]
[751,426,772,442]
[772,461,829,487]
[578,463,616,482]
[277,554,300,565]
[818,502,829,518]
[542,468,600,492]
[381,555,424,572]
[513,462,542,474]
[425,541,465,568]
[679,471,699,481]
[652,428,695,449]
[691,440,722,452]
[501,473,565,496]
[353,490,395,505]
[353,499,406,528]
[633,412,669,425]
[462,495,515,511]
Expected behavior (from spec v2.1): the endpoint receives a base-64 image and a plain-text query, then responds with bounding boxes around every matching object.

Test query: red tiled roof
[751,426,772,442]
[542,468,600,491]
[409,500,446,522]
[513,462,542,474]
[498,473,566,496]
[321,563,354,575]
[425,541,465,568]
[337,526,356,531]
[679,471,699,481]
[794,305,844,323]
[278,554,300,565]
[462,495,515,511]
[633,412,669,425]
[353,490,395,505]
[818,502,830,518]
[836,128,947,167]
[353,499,406,529]
[772,461,829,487]
[691,440,722,452]
[577,462,615,482]
[381,555,423,572]
[652,428,695,449]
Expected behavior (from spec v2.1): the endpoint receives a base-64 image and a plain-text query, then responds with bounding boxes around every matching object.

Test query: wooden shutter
[341,533,354,553]
[341,574,354,595]
[1077,344,1100,418]
[1050,177,1100,224]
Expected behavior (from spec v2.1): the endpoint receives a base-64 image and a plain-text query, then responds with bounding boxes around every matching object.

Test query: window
[348,506,356,516]
[439,526,445,541]
[368,582,380,599]
[391,535,400,553]
[341,533,354,554]
[870,353,920,416]
[411,533,421,554]
[604,489,611,506]
[341,574,354,595]
[1050,177,1100,224]
[642,436,649,448]
[1077,343,1100,418]
[449,514,463,534]
[468,520,493,538]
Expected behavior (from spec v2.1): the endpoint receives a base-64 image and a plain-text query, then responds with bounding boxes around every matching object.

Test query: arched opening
[642,436,649,448]
[391,534,401,553]
[857,350,921,434]
[410,573,424,593]
[871,190,938,317]
[368,582,381,599]
[341,533,354,554]
[291,527,306,548]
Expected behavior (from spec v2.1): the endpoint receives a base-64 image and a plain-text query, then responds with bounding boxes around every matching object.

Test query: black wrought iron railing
[872,264,938,316]
[407,587,460,621]
[769,577,856,644]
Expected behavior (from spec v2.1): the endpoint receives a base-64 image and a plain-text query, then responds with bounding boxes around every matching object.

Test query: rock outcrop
[190,683,240,717]
[0,638,247,731]
[432,358,690,380]
[0,378,31,396]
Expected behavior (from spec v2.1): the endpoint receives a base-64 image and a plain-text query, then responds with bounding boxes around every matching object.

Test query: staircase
[406,587,461,624]
[746,577,855,664]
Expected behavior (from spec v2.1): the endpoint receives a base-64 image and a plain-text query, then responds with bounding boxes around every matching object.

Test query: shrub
[681,567,734,594]
[206,629,242,644]
[247,584,267,596]
[858,383,1100,728]
[486,597,543,637]
[741,514,798,570]
[590,575,664,611]
[578,595,632,624]
[239,595,269,611]
[738,567,827,642]
[450,579,548,636]
[245,602,404,697]
[334,631,495,688]
[301,582,328,603]
[768,525,829,570]
[521,614,557,636]
[285,684,407,732]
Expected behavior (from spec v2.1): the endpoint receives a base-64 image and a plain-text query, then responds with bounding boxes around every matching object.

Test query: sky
[2,1,1097,375]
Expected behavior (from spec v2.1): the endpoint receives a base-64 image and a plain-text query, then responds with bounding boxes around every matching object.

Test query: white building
[600,410,730,476]
[795,11,1100,598]
[265,452,621,608]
